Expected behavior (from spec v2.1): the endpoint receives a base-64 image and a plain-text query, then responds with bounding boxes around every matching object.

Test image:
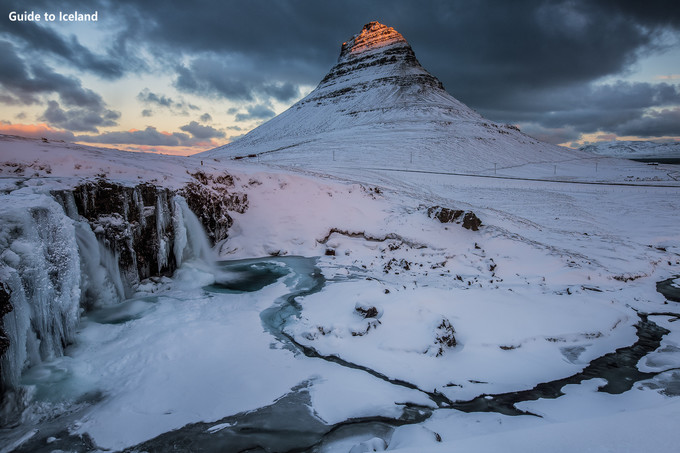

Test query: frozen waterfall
[0,189,214,391]
[0,193,81,388]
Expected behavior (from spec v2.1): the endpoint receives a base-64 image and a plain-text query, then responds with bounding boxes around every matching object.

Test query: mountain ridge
[199,21,591,173]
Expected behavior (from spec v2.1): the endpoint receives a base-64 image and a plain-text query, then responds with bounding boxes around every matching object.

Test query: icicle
[0,193,82,388]
[0,268,32,389]
[156,190,172,274]
[133,188,144,228]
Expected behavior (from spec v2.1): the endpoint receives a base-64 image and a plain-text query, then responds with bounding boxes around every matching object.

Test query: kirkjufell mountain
[200,21,590,172]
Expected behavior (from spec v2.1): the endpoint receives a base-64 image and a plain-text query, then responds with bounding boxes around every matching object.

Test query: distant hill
[579,141,680,161]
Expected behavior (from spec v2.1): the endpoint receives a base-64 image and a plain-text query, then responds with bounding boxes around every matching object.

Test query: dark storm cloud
[91,1,678,88]
[39,100,120,133]
[3,20,125,79]
[0,40,113,109]
[616,107,680,137]
[486,81,680,137]
[234,104,276,122]
[592,0,680,27]
[137,89,200,114]
[77,126,195,146]
[174,59,300,102]
[179,121,225,139]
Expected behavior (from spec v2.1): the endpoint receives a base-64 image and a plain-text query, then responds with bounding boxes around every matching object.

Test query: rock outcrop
[427,206,482,231]
[434,318,457,356]
[179,171,248,246]
[315,20,446,104]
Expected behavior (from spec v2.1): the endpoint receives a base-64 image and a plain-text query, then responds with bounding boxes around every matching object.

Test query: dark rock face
[306,21,446,108]
[427,206,482,231]
[428,206,464,224]
[355,305,379,319]
[179,171,248,246]
[49,174,249,293]
[462,212,483,231]
[0,281,11,358]
[53,181,178,294]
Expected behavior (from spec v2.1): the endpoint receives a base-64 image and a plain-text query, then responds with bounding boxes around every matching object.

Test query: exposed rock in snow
[339,21,408,60]
[427,206,482,231]
[433,318,457,357]
[355,301,382,319]
[53,181,178,295]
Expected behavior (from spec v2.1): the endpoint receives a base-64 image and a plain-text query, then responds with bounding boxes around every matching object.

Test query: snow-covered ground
[1,133,680,452]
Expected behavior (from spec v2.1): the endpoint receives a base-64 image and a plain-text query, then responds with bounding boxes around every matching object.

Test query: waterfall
[0,187,217,392]
[75,221,126,309]
[172,195,214,267]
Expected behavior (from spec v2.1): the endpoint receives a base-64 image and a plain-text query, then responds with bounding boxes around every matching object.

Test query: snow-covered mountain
[580,140,680,160]
[200,22,592,172]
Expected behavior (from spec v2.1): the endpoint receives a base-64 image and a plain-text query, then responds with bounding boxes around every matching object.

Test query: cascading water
[74,221,125,309]
[0,188,216,397]
[172,195,214,268]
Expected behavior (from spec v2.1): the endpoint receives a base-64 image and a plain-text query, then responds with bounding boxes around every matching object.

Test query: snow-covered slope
[199,22,593,173]
[580,140,680,160]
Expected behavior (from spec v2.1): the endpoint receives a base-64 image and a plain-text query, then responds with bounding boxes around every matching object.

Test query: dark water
[656,275,680,303]
[204,257,291,293]
[630,158,680,165]
[128,382,329,453]
[451,314,670,416]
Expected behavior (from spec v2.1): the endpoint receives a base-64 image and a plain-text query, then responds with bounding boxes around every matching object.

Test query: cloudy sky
[1,0,679,155]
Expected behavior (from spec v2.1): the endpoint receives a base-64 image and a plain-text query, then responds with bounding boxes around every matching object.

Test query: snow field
[2,135,680,452]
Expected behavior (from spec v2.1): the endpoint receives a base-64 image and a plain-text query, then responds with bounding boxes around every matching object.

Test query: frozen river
[4,257,679,453]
